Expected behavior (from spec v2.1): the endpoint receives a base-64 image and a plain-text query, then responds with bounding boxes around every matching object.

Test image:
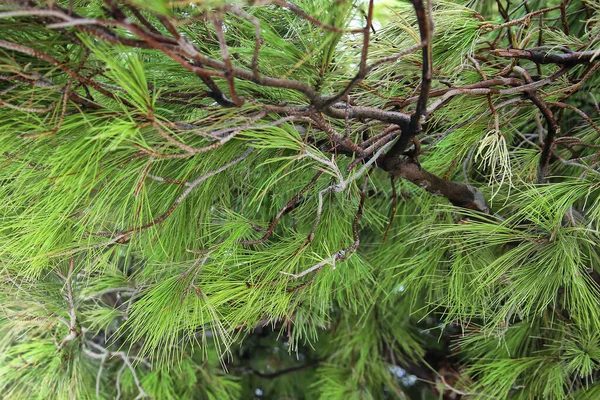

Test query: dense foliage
[1,0,600,398]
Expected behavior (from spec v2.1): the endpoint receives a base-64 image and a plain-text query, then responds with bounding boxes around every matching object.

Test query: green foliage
[1,0,600,399]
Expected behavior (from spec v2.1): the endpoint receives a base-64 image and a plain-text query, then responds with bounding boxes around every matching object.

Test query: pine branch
[491,48,600,66]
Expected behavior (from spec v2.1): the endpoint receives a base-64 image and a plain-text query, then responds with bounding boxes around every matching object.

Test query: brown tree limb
[382,0,433,165]
[491,48,600,65]
[511,66,559,182]
[381,157,489,213]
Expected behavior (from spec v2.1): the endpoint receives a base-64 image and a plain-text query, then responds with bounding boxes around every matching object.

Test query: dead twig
[56,258,78,351]
[92,147,253,238]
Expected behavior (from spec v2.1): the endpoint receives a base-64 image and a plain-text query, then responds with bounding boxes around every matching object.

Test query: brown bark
[381,157,490,213]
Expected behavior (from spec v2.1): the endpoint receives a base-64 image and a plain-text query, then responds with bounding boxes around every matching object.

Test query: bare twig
[272,0,364,34]
[139,112,266,158]
[0,39,119,102]
[511,66,559,182]
[240,170,324,245]
[318,0,375,108]
[491,48,600,65]
[96,351,109,399]
[382,175,398,243]
[46,234,128,258]
[548,101,600,135]
[299,142,393,253]
[229,7,263,79]
[310,112,363,155]
[0,98,57,113]
[83,341,151,399]
[425,68,569,115]
[281,172,371,279]
[211,15,244,106]
[93,147,253,237]
[56,258,78,351]
[480,4,563,31]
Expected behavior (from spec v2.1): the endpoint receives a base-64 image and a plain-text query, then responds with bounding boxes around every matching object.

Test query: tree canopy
[1,0,600,398]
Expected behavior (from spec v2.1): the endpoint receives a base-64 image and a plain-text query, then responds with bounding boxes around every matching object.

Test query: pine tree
[1,0,599,398]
